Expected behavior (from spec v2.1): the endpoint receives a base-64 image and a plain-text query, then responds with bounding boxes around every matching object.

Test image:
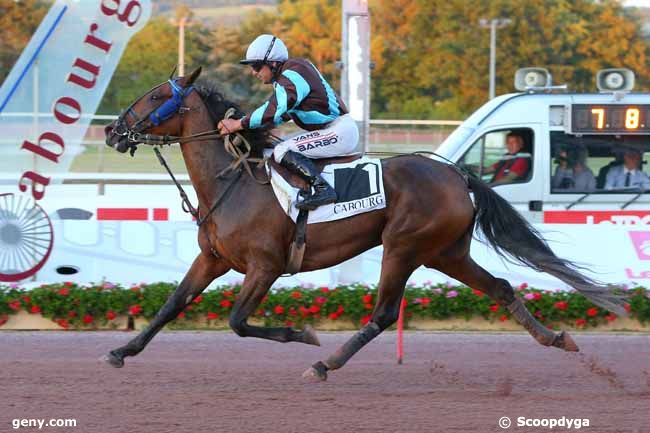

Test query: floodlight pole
[178,16,188,76]
[479,18,511,100]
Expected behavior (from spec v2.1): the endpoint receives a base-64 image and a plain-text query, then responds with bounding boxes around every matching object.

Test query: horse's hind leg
[103,253,230,368]
[428,255,578,352]
[227,267,320,345]
[303,253,416,381]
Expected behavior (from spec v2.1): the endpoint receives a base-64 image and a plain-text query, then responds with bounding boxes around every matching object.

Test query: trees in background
[1,0,648,119]
[205,0,342,113]
[97,15,212,113]
[225,0,649,118]
[0,0,48,81]
[370,0,650,118]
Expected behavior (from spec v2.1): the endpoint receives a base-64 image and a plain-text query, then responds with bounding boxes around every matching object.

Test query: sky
[623,0,650,7]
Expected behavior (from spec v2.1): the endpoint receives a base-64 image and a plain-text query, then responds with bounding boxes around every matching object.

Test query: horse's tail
[467,176,628,315]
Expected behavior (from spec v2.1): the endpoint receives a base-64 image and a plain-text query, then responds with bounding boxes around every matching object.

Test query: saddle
[270,154,362,191]
[268,153,361,276]
[267,154,386,275]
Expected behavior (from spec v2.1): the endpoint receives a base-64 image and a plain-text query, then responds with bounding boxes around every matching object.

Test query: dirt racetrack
[0,331,649,433]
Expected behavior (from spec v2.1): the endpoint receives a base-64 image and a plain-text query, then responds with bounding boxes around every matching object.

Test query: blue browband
[149,79,194,126]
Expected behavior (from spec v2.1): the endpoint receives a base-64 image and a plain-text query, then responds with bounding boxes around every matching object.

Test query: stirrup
[296,189,337,211]
[298,188,311,200]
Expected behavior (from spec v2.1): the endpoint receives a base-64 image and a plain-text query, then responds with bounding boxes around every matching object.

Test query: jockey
[217,34,360,211]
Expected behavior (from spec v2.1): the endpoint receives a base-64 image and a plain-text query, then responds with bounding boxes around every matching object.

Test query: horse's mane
[194,79,274,157]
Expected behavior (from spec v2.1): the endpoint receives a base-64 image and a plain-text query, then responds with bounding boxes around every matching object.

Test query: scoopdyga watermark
[499,416,590,429]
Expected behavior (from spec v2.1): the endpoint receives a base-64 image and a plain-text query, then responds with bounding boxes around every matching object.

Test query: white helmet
[240,34,289,65]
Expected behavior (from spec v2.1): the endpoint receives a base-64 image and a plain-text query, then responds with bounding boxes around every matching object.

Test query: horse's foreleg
[104,253,230,368]
[228,269,320,346]
[303,255,415,381]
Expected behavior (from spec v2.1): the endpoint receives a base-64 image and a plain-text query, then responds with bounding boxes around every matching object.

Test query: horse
[103,67,626,381]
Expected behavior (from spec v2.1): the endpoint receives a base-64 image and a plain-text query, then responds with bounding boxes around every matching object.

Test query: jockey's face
[251,63,273,84]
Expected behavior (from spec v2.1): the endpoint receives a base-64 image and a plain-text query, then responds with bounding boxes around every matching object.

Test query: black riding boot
[280,151,337,211]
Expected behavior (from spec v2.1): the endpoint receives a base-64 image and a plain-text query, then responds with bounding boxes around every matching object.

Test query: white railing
[1,115,462,184]
[2,113,461,124]
[370,119,462,126]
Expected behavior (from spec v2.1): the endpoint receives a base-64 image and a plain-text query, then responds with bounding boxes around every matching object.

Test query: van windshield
[550,132,650,194]
[441,126,474,152]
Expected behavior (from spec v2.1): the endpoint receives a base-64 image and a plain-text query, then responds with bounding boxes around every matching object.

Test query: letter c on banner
[53,97,82,124]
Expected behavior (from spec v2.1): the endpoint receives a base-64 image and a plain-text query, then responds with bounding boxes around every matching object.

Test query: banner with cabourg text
[0,0,151,281]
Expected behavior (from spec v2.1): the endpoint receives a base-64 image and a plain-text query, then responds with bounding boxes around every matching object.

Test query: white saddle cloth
[266,156,387,224]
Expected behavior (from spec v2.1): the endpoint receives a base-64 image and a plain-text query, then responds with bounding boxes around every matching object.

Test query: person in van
[485,132,531,185]
[551,146,596,192]
[604,148,650,190]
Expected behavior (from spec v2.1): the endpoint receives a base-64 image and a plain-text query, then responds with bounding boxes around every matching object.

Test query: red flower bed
[0,281,646,330]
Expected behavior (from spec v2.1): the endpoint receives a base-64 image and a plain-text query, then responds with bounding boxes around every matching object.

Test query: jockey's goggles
[250,62,266,73]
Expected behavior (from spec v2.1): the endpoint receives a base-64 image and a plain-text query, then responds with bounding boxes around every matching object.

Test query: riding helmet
[240,34,289,65]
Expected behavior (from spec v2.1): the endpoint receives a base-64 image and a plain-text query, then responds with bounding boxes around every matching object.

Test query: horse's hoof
[302,365,327,382]
[102,351,124,368]
[554,331,580,352]
[302,325,321,346]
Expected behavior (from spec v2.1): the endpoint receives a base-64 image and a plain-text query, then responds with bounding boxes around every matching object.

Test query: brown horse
[103,68,625,381]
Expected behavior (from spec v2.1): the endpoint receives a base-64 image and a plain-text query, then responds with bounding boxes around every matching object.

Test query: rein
[141,108,270,185]
[115,78,273,230]
[153,146,242,227]
[121,83,270,185]
[216,108,269,184]
[153,144,241,260]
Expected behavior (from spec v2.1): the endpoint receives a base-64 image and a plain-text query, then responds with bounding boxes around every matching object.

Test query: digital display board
[571,104,650,134]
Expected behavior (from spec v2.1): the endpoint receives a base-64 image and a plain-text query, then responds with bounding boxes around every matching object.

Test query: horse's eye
[151,94,160,101]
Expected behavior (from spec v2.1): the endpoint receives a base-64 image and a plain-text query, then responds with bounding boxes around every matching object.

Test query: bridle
[112,78,206,156]
[113,77,270,178]
[109,76,270,236]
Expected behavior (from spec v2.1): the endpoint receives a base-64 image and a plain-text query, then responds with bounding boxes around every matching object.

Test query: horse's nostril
[104,125,115,146]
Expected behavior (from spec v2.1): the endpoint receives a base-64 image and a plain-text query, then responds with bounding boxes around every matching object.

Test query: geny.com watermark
[12,419,77,430]
[499,416,590,429]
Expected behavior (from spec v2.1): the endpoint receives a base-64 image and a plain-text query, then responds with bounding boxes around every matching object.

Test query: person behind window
[596,151,623,189]
[485,132,531,185]
[552,146,595,192]
[604,148,650,190]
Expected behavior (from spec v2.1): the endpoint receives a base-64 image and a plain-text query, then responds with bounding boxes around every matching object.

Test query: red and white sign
[96,208,169,221]
[544,211,650,225]
[628,231,650,260]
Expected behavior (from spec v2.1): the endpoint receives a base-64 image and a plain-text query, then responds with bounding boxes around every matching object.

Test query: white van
[437,68,650,225]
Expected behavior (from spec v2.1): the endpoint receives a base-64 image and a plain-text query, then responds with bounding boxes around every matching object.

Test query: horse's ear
[185,67,202,86]
[169,65,177,80]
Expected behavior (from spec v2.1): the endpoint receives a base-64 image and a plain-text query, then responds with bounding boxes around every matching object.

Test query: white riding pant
[273,114,361,163]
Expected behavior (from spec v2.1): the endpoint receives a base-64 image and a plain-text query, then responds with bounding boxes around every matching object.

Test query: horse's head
[105,67,203,155]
